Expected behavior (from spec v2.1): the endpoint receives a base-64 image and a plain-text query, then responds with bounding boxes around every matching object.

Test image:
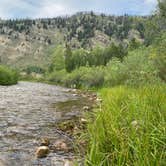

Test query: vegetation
[23,66,45,75]
[83,1,166,165]
[86,86,166,165]
[0,13,147,48]
[0,65,18,85]
[47,45,163,88]
[0,0,165,164]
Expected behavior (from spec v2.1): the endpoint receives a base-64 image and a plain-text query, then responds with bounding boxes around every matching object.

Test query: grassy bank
[0,65,18,85]
[86,85,166,165]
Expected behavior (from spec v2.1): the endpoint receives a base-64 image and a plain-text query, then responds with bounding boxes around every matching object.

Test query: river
[0,81,90,166]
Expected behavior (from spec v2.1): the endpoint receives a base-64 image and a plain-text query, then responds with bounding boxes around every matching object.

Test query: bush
[152,33,166,81]
[47,70,67,85]
[48,66,105,88]
[0,65,18,85]
[63,67,88,88]
[82,67,105,88]
[23,66,45,74]
[105,48,162,87]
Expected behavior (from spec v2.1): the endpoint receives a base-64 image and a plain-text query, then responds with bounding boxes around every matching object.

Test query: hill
[0,12,147,68]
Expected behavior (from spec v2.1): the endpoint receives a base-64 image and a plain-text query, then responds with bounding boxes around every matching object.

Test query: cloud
[0,0,158,19]
[34,1,75,18]
[0,0,37,19]
[145,0,157,4]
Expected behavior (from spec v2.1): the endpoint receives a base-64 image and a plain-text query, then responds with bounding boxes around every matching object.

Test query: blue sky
[0,0,157,19]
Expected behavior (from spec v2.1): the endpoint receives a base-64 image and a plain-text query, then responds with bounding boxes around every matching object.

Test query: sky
[0,0,158,19]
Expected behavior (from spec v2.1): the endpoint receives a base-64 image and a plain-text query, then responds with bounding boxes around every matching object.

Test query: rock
[35,146,49,158]
[40,138,50,146]
[89,97,95,101]
[81,118,88,123]
[72,94,78,97]
[72,89,77,93]
[64,160,74,166]
[131,120,139,129]
[96,98,102,103]
[83,106,90,111]
[53,140,69,152]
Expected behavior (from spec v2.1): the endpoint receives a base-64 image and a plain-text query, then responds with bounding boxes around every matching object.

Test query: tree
[49,46,65,72]
[153,33,166,81]
[129,38,141,50]
[64,45,74,72]
[158,0,166,17]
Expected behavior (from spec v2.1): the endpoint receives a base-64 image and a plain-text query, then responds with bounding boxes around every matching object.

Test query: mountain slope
[0,12,147,68]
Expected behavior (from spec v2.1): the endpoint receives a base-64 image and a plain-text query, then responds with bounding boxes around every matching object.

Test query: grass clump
[0,65,18,85]
[86,86,166,166]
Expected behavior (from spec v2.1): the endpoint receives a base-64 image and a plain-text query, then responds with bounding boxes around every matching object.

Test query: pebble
[40,138,50,146]
[53,140,69,152]
[83,106,90,111]
[35,146,49,158]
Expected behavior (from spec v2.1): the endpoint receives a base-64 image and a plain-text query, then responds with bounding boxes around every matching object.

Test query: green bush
[105,48,161,87]
[82,67,105,88]
[152,33,166,81]
[47,70,67,84]
[0,65,18,85]
[63,67,88,88]
[23,66,45,74]
[47,66,105,88]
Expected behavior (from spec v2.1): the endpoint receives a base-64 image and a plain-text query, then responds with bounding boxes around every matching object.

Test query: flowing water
[0,82,90,166]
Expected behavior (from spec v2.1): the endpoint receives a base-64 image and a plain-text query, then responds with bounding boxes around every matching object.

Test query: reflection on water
[0,82,88,165]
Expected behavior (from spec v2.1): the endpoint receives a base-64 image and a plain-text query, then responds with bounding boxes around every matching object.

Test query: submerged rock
[64,160,74,166]
[80,118,88,124]
[83,106,90,111]
[40,138,50,146]
[35,146,49,158]
[53,140,69,152]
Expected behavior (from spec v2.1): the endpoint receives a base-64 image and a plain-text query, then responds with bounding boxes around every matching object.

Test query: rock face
[35,146,49,158]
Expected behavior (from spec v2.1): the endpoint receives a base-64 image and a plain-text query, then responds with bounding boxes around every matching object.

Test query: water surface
[0,82,88,165]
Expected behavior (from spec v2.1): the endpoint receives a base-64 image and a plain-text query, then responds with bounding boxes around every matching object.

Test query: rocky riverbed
[0,82,95,166]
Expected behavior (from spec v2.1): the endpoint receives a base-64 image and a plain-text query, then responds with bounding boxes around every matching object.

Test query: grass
[86,85,166,166]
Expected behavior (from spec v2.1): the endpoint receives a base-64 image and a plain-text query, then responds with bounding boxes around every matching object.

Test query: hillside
[0,12,147,68]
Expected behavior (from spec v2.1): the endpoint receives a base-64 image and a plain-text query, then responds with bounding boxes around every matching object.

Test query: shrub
[82,67,105,88]
[63,67,88,88]
[105,48,161,87]
[62,67,105,88]
[152,33,166,81]
[0,65,18,85]
[47,70,67,84]
[23,66,45,74]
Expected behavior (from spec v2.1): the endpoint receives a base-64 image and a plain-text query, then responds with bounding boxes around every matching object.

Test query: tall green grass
[86,86,166,166]
[0,65,18,85]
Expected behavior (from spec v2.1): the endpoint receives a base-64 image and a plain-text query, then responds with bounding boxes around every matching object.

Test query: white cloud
[0,0,158,19]
[144,0,157,5]
[0,0,36,19]
[34,1,75,18]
